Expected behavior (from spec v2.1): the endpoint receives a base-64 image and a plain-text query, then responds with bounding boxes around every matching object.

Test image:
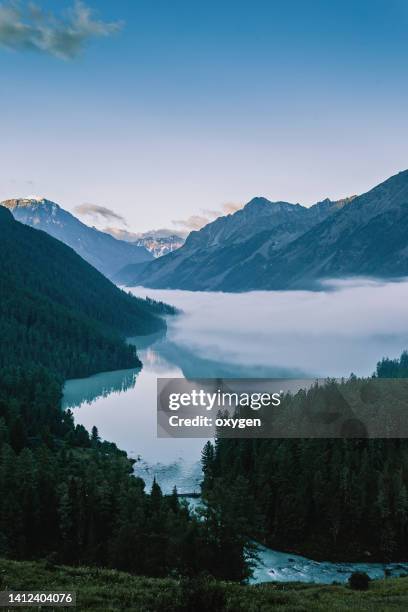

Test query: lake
[63,278,408,487]
[63,279,408,582]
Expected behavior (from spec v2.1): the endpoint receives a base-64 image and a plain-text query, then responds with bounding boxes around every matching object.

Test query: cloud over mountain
[173,214,211,231]
[0,1,121,59]
[173,202,243,231]
[74,203,128,226]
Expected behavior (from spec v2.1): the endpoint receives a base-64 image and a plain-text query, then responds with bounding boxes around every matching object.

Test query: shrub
[348,571,371,590]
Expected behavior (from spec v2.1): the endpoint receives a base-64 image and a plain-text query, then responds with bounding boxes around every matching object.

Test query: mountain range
[1,198,153,279]
[114,170,408,291]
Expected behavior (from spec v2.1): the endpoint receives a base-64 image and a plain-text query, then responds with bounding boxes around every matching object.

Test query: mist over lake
[131,278,408,378]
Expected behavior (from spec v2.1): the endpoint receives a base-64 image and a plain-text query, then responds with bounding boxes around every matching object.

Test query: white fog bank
[130,279,408,378]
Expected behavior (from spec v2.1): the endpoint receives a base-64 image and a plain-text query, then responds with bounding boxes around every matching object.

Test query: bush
[181,575,227,611]
[348,571,371,590]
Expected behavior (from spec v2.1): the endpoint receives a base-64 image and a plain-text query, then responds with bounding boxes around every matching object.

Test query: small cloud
[103,227,141,242]
[172,214,211,231]
[0,1,122,60]
[172,202,243,231]
[201,208,221,219]
[75,203,128,226]
[222,202,243,214]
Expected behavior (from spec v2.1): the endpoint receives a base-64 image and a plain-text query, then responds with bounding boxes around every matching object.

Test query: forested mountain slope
[0,206,165,377]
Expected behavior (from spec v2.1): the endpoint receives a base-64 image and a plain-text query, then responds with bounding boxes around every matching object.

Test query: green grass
[1,558,408,611]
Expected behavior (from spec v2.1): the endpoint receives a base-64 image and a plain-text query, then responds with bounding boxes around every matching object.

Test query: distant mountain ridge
[1,198,153,279]
[247,169,408,291]
[104,227,185,257]
[114,191,357,290]
[114,170,408,291]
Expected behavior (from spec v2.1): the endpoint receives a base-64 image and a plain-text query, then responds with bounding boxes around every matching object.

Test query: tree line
[201,351,408,562]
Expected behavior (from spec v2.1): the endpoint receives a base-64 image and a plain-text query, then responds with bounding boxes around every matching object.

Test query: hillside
[116,170,408,292]
[0,206,166,378]
[1,557,407,611]
[1,198,153,279]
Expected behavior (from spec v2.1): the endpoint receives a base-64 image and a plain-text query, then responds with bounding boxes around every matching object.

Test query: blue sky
[0,0,407,232]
